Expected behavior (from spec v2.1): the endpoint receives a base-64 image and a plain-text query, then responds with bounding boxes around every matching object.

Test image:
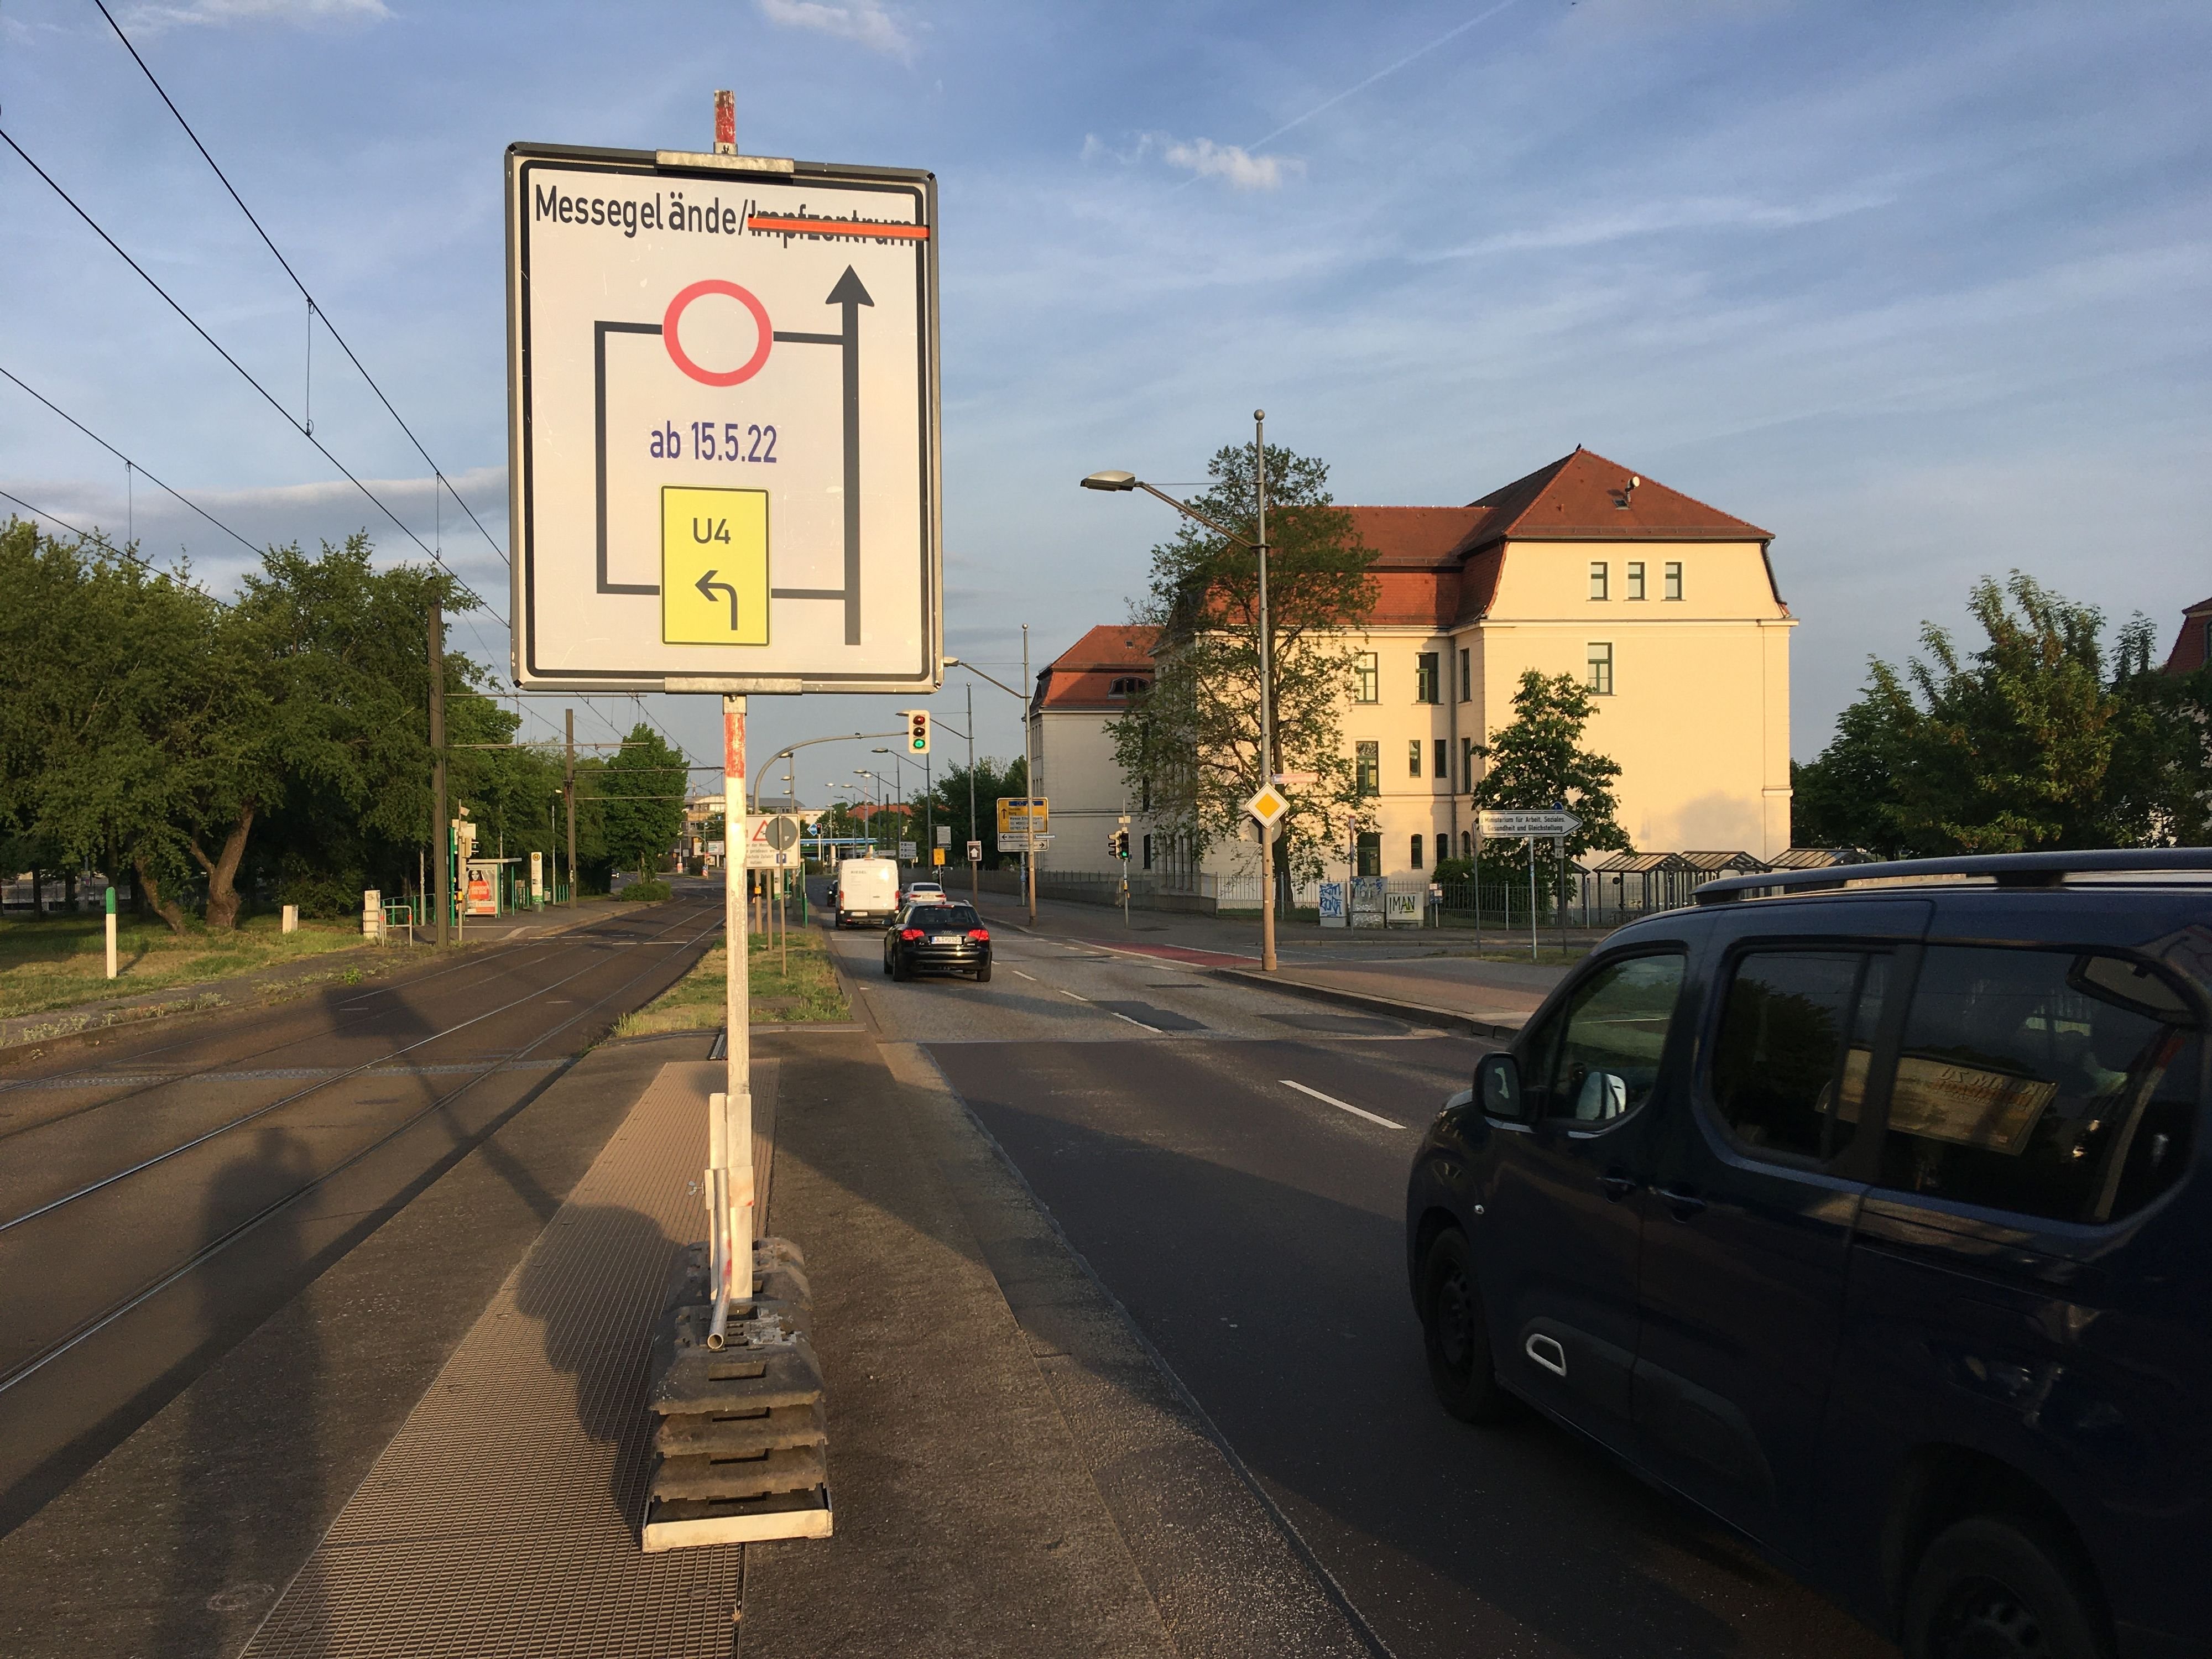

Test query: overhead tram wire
[0,127,508,632]
[0,486,228,602]
[0,365,262,560]
[91,0,509,575]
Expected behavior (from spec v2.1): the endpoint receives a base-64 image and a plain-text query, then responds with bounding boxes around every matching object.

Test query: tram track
[0,899,721,1238]
[0,896,723,1405]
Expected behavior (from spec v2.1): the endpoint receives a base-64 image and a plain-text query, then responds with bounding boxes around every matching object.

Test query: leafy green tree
[1109,440,1378,883]
[926,755,1026,868]
[587,724,689,881]
[1471,669,1633,883]
[1796,572,2189,855]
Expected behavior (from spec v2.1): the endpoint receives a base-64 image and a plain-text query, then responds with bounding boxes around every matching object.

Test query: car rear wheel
[974,963,992,983]
[882,951,892,975]
[1903,1515,2109,1659]
[1419,1228,1512,1424]
[892,953,912,982]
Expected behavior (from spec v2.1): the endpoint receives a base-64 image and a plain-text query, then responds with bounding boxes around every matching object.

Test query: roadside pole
[429,602,450,947]
[1527,837,1539,962]
[1254,410,1277,974]
[1022,624,1036,925]
[103,884,117,979]
[710,693,755,1349]
[1473,829,1484,959]
[565,708,578,909]
[966,682,977,905]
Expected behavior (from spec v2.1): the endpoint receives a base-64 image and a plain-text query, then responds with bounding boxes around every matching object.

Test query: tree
[1109,440,1379,883]
[1471,670,1632,884]
[588,724,689,880]
[1794,572,2192,855]
[926,755,1026,868]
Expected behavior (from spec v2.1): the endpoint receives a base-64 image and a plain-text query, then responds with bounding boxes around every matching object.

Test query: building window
[1407,740,1423,778]
[1108,676,1149,697]
[1587,641,1614,696]
[1411,834,1425,870]
[1664,561,1683,601]
[1141,833,1153,870]
[1626,561,1645,601]
[1353,652,1379,703]
[1355,742,1379,796]
[1458,648,1470,702]
[1356,832,1381,877]
[1415,651,1439,703]
[1140,775,1151,811]
[1462,737,1478,790]
[1589,562,1609,601]
[1434,739,1448,784]
[1460,830,1473,857]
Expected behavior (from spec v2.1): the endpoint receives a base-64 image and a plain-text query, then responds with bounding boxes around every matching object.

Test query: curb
[1206,966,1524,1044]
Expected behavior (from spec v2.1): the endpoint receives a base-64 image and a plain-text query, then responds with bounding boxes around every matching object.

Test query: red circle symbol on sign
[662,280,773,387]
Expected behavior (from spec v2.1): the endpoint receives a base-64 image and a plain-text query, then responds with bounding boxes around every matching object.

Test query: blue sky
[4,0,2207,818]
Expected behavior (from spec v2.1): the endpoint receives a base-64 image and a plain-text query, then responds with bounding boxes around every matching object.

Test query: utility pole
[1255,410,1277,974]
[429,602,450,947]
[1022,623,1037,924]
[967,681,977,905]
[565,708,578,907]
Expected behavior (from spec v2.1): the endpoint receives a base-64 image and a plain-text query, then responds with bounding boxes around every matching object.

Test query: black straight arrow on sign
[771,266,872,645]
[695,568,741,630]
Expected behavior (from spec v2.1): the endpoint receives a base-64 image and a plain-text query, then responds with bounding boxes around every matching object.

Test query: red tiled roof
[1460,447,1771,546]
[2163,596,2212,673]
[1343,507,1487,568]
[1034,624,1159,712]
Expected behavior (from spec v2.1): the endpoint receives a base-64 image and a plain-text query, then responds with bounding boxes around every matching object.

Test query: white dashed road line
[1280,1078,1406,1130]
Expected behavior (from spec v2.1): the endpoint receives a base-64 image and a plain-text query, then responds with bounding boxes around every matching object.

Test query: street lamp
[1079,410,1279,973]
[945,636,1040,924]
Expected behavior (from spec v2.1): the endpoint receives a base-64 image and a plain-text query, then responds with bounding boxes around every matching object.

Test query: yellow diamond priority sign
[1244,783,1290,828]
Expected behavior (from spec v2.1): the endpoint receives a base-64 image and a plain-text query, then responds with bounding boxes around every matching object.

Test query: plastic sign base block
[641,1236,833,1551]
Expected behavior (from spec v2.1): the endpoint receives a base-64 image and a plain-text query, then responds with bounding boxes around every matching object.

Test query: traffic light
[907,709,931,754]
[1110,828,1130,860]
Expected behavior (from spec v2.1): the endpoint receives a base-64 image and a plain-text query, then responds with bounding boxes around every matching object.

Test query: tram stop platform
[3,1022,1381,1658]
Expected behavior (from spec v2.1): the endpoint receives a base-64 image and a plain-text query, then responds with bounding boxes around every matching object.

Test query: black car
[1405,850,2211,1659]
[883,901,992,983]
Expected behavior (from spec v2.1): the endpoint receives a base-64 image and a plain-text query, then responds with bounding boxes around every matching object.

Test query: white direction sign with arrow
[506,143,941,694]
[1478,808,1583,838]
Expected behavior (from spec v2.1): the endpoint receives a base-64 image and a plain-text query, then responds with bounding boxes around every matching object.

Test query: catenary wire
[0,126,508,631]
[0,364,262,557]
[89,0,511,574]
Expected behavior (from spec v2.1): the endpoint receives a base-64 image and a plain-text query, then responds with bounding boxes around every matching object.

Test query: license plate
[930,935,960,945]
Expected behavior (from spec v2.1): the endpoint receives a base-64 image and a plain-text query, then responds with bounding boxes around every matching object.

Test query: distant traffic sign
[966,839,983,862]
[505,142,941,694]
[1271,771,1318,787]
[1244,783,1290,828]
[744,812,804,867]
[1478,809,1582,838]
[996,796,1048,836]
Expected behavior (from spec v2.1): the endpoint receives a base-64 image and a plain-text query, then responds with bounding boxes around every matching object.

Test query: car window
[926,906,980,930]
[1711,951,1886,1164]
[1879,945,2200,1225]
[1538,953,1686,1125]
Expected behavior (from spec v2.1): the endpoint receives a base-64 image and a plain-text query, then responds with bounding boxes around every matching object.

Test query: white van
[834,857,901,928]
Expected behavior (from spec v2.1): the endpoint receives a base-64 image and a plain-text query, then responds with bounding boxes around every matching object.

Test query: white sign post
[509,116,939,1554]
[506,144,940,694]
[1477,810,1580,961]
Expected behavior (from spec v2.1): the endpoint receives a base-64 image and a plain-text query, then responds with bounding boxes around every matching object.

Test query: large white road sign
[506,143,941,693]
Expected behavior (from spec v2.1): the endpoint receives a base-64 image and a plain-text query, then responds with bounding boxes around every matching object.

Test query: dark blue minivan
[1405,851,2210,1659]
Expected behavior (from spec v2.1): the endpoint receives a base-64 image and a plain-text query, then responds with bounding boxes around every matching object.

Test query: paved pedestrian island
[241,1059,773,1657]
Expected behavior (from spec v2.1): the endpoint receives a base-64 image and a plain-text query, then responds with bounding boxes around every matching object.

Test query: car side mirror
[1476,1052,1527,1121]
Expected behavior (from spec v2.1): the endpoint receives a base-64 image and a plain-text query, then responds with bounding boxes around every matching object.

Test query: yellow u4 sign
[661,486,770,645]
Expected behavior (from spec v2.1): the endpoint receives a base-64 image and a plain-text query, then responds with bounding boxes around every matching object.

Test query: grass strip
[614,930,848,1039]
[0,912,374,1021]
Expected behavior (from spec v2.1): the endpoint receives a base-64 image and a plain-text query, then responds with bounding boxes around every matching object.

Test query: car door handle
[1656,1183,1707,1220]
[1599,1172,1639,1202]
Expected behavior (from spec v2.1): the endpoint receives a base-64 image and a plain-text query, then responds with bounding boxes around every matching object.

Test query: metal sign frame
[505,142,942,694]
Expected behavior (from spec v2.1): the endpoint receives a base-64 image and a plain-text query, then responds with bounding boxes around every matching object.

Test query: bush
[624,879,672,902]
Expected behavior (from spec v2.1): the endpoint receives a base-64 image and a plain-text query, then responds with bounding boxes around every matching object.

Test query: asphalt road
[0,889,723,1533]
[828,902,1897,1659]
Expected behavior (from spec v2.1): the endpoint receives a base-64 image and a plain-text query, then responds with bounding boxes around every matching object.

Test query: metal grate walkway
[241,1059,774,1658]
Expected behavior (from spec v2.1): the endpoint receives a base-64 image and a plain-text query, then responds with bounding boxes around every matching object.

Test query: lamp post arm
[945,659,1027,703]
[747,729,904,813]
[1134,482,1255,549]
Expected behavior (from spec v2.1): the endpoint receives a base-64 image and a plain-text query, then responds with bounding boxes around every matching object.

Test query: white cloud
[123,0,389,28]
[1159,137,1301,191]
[757,0,912,59]
[1420,190,1892,260]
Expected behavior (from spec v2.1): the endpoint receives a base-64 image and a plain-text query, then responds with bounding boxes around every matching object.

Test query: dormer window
[1108,676,1149,697]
